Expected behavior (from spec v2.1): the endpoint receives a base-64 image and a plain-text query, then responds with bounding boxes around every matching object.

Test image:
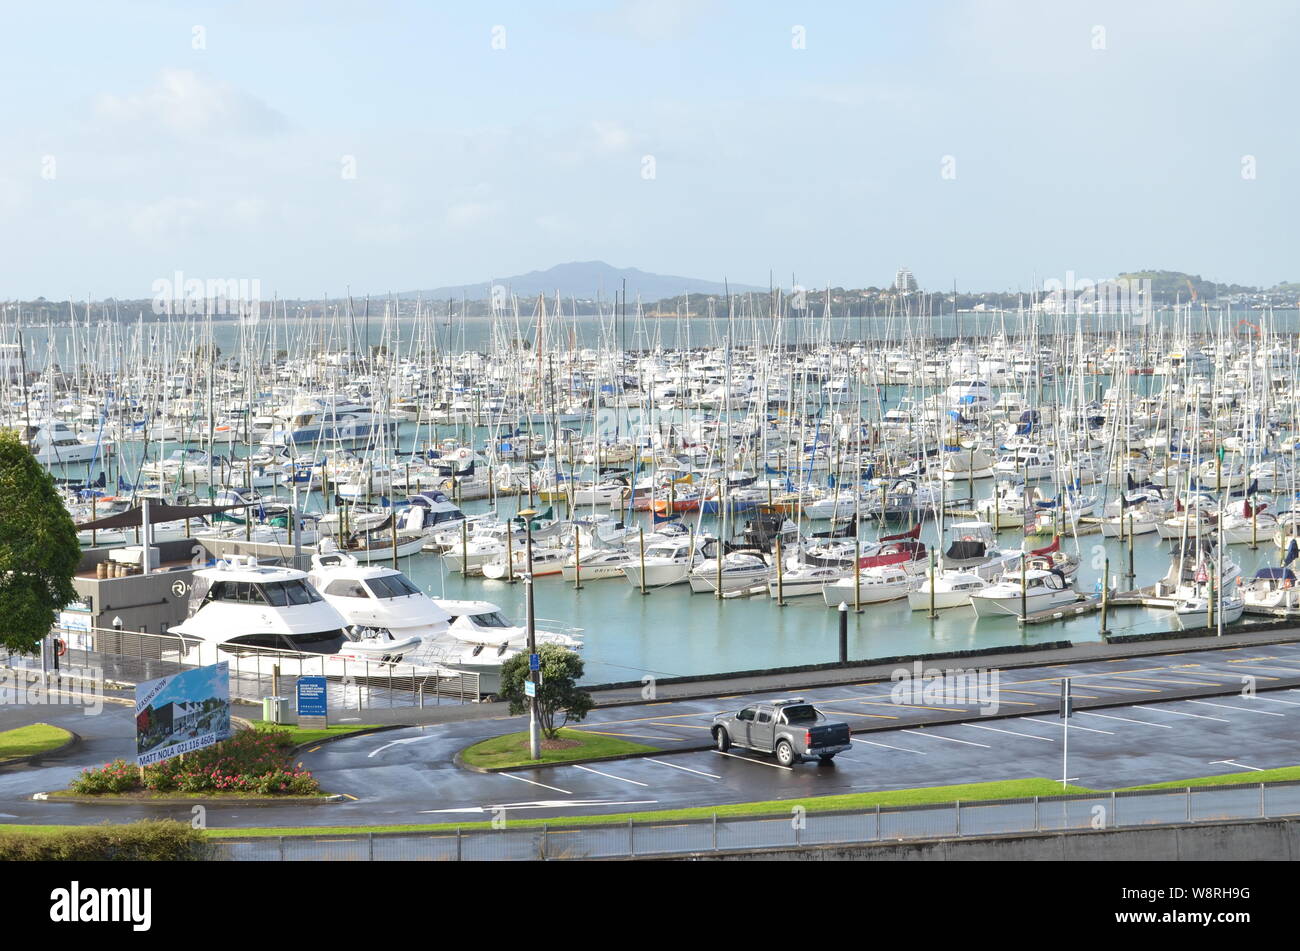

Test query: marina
[8,305,1300,689]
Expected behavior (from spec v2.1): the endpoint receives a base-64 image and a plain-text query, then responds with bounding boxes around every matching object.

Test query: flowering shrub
[69,728,320,796]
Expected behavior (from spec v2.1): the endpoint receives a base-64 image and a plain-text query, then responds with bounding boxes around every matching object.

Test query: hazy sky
[3,1,1296,300]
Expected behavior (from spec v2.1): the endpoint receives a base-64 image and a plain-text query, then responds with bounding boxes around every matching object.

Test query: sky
[2,0,1297,300]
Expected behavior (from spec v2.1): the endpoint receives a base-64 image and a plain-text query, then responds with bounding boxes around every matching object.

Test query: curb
[288,723,412,757]
[454,674,1300,773]
[0,727,81,771]
[37,792,342,807]
[577,628,1300,710]
[455,742,668,774]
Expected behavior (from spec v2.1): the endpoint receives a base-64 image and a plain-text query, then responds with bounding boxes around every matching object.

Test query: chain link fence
[208,779,1300,861]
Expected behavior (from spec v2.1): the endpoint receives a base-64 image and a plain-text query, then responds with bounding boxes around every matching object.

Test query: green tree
[0,429,81,653]
[498,642,592,740]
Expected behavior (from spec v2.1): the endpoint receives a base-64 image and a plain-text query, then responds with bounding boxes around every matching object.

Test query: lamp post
[525,521,540,760]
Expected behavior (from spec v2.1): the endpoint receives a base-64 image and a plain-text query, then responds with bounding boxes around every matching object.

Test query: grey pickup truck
[711,698,852,766]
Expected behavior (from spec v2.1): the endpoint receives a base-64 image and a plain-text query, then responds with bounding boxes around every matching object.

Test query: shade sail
[74,501,254,532]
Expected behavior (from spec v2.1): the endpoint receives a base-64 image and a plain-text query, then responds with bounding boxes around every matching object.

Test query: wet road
[4,642,1300,828]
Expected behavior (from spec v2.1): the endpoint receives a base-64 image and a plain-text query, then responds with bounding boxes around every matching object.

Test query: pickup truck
[711,698,851,766]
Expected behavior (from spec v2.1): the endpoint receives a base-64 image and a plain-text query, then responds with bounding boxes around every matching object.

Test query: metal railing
[10,624,480,709]
[208,780,1300,861]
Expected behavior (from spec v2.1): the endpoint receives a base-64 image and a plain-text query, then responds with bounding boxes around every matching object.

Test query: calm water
[409,494,1279,686]
[12,307,1300,370]
[52,414,1288,686]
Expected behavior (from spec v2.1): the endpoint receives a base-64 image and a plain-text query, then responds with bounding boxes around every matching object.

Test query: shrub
[0,820,208,861]
[67,728,320,796]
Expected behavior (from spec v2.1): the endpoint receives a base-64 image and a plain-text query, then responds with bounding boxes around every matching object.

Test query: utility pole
[525,520,540,760]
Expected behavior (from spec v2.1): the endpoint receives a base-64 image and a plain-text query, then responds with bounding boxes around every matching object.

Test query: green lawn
[460,727,658,770]
[8,764,1297,841]
[202,777,1095,837]
[251,721,384,747]
[1121,765,1300,790]
[0,723,72,762]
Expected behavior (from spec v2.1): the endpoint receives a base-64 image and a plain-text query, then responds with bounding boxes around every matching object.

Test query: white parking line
[961,723,1054,742]
[1024,718,1114,735]
[645,758,721,780]
[1141,705,1229,723]
[1210,759,1265,772]
[853,738,926,755]
[499,773,572,795]
[1251,695,1300,707]
[712,749,792,771]
[1187,700,1284,717]
[573,765,650,787]
[901,729,990,748]
[1078,711,1171,729]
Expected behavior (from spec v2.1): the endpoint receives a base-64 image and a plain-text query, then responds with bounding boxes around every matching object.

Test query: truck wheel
[776,740,799,766]
[714,728,731,752]
[818,754,836,765]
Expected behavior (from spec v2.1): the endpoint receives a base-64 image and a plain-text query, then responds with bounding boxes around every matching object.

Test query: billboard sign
[134,663,231,766]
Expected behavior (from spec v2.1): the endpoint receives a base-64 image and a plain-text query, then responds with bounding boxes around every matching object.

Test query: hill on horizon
[400,261,765,302]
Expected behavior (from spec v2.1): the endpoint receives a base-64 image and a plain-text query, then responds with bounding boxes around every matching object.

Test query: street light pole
[525,520,540,760]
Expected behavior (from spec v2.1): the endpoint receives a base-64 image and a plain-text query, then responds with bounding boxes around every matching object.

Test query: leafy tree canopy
[498,642,592,741]
[0,430,81,653]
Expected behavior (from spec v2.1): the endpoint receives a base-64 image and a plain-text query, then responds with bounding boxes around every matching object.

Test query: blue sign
[529,653,540,672]
[297,677,328,717]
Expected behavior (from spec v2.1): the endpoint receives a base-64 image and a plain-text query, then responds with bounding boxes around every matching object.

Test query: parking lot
[6,642,1300,830]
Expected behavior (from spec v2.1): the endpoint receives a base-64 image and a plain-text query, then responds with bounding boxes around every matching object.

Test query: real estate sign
[134,663,231,766]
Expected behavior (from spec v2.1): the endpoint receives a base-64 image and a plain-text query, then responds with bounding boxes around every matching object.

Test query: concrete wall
[679,818,1300,861]
[71,538,202,636]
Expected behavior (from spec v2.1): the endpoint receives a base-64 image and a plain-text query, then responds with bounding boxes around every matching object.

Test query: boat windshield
[469,611,512,628]
[365,574,422,599]
[259,580,324,606]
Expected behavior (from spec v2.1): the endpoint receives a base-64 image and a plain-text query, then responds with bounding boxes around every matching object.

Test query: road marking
[1187,700,1283,716]
[900,729,990,748]
[861,701,969,713]
[1210,759,1264,772]
[421,799,654,814]
[993,691,1086,706]
[1229,664,1300,674]
[646,721,711,730]
[1141,706,1229,723]
[1025,718,1114,735]
[712,749,792,771]
[646,758,721,779]
[962,723,1055,742]
[367,734,436,758]
[1078,711,1171,729]
[575,728,686,742]
[1120,676,1225,687]
[852,738,925,754]
[307,746,322,753]
[1088,681,1162,693]
[1182,670,1279,682]
[1253,695,1300,706]
[499,773,572,794]
[341,793,359,801]
[573,765,649,787]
